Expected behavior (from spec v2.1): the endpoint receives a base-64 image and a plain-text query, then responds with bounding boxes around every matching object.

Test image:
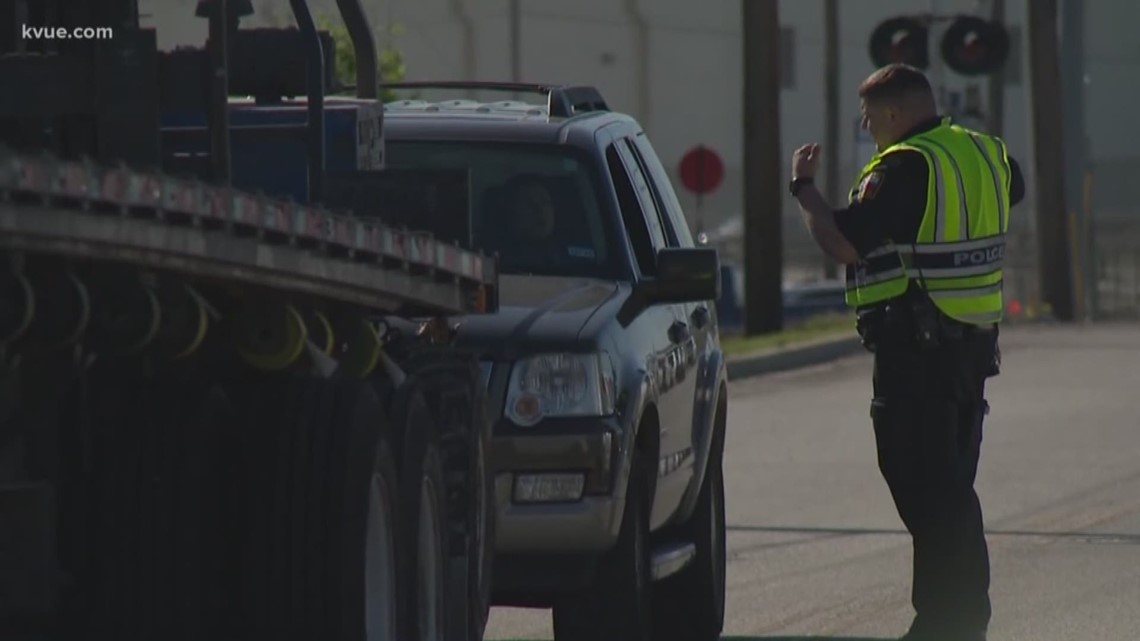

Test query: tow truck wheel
[360,429,401,641]
[652,401,728,641]
[418,358,495,641]
[396,384,450,641]
[77,367,236,639]
[305,376,406,641]
[235,375,404,641]
[552,450,653,641]
[466,430,495,640]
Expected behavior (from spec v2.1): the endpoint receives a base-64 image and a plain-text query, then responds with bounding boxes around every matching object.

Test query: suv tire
[551,451,652,641]
[653,411,727,641]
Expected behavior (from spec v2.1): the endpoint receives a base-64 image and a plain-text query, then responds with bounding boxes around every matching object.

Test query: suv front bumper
[489,416,627,554]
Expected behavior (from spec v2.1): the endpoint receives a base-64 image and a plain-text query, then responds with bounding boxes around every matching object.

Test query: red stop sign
[679,145,724,195]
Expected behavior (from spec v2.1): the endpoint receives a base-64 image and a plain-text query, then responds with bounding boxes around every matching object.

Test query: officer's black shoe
[900,633,986,641]
[900,618,987,641]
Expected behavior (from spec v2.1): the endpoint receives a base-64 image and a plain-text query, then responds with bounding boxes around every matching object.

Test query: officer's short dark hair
[858,64,935,106]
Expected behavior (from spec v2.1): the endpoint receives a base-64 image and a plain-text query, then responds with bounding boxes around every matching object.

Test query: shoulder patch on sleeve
[857,170,886,202]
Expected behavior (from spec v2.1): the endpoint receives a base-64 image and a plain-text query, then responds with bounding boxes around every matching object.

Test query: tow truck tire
[237,375,402,641]
[551,450,653,641]
[339,380,403,641]
[417,358,494,641]
[78,367,235,640]
[652,404,728,641]
[395,383,450,641]
[464,431,495,641]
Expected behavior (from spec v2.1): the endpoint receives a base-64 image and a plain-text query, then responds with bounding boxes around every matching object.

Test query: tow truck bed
[0,146,496,316]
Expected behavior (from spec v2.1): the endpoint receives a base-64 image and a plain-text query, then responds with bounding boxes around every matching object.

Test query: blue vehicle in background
[715,264,848,330]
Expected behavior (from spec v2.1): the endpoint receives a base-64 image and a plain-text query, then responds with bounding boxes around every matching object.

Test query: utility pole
[509,0,521,83]
[1060,0,1091,319]
[206,0,231,185]
[822,0,840,280]
[929,0,946,110]
[742,0,784,334]
[1026,0,1075,321]
[985,0,1005,135]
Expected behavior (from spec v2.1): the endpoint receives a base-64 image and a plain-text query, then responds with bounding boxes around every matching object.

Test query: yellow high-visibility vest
[845,118,1012,325]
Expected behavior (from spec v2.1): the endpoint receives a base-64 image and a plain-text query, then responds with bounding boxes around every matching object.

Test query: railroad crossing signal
[869,14,1010,76]
[940,15,1010,76]
[869,16,930,69]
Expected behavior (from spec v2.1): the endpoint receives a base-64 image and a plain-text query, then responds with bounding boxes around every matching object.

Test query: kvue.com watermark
[22,25,114,40]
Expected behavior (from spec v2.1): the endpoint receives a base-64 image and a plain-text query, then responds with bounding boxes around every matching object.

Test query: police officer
[788,63,1025,641]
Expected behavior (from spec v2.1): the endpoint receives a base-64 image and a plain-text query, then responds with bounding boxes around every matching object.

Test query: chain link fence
[1089,219,1140,320]
[1086,157,1140,320]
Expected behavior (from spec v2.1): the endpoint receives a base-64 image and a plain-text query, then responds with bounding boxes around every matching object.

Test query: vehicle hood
[451,274,621,356]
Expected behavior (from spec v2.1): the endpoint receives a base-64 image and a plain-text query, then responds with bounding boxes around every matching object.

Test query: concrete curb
[725,335,866,381]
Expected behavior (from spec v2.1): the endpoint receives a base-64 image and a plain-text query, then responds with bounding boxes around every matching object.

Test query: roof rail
[383,81,609,117]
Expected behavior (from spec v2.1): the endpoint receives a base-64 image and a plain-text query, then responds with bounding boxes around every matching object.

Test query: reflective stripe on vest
[844,120,1012,325]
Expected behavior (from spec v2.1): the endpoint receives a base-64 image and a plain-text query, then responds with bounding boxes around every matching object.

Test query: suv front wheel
[652,436,727,641]
[551,451,652,641]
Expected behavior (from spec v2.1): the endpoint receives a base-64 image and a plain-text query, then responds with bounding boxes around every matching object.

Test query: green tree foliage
[316,12,407,103]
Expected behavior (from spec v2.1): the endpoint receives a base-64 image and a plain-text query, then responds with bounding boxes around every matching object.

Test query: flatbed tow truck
[0,1,497,640]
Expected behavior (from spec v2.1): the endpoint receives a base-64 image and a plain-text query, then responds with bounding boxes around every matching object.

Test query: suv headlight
[505,352,616,427]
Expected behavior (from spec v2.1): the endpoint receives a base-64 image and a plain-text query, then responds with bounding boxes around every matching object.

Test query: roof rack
[383,81,609,117]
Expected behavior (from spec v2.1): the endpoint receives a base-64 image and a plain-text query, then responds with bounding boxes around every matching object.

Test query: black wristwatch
[789,176,813,197]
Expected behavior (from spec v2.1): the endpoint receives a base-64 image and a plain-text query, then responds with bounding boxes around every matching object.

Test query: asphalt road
[483,322,1140,641]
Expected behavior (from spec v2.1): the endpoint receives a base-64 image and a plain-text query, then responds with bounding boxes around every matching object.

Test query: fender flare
[673,346,727,524]
[611,365,657,501]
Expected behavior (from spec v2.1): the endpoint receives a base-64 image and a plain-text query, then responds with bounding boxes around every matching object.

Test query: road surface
[484,322,1140,641]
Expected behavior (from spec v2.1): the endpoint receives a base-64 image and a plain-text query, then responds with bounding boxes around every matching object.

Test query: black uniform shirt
[835,117,1026,259]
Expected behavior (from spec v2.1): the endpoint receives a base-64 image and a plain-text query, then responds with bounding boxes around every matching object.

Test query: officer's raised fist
[792,144,822,180]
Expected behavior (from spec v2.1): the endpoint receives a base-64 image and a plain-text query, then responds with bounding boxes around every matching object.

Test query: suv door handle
[691,305,710,330]
[668,320,690,344]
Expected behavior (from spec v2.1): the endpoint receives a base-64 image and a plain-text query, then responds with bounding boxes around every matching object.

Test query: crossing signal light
[941,16,1010,76]
[868,17,930,69]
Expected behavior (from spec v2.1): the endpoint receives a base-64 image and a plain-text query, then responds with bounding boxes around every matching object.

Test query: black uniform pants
[870,327,998,635]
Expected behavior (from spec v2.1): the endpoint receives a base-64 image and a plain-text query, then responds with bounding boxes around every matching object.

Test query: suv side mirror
[639,247,721,304]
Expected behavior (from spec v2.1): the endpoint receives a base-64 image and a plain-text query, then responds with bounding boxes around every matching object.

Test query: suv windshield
[385,141,622,280]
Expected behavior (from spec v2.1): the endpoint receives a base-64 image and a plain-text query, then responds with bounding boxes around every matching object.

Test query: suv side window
[606,143,658,276]
[631,133,696,248]
[615,140,669,251]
